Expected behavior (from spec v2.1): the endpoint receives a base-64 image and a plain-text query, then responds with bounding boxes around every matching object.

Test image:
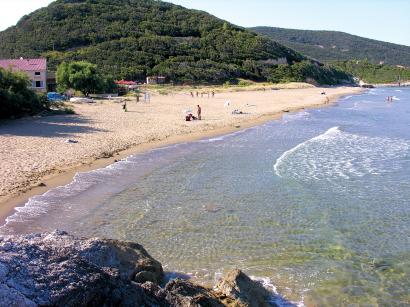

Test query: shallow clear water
[2,88,410,306]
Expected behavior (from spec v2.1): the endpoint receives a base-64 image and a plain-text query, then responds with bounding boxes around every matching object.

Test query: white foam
[274,127,339,178]
[392,96,401,101]
[274,127,410,181]
[282,111,310,123]
[200,136,225,143]
[250,276,305,307]
[0,155,145,232]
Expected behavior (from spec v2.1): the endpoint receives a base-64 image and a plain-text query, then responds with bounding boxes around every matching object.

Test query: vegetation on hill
[251,27,410,67]
[268,61,352,84]
[333,60,410,84]
[0,0,351,85]
[0,68,50,119]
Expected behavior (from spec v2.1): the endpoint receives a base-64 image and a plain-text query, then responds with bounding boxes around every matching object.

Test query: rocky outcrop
[215,269,277,307]
[141,279,229,306]
[0,231,277,306]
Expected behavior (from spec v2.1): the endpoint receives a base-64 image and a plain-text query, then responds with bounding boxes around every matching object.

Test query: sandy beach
[0,84,363,219]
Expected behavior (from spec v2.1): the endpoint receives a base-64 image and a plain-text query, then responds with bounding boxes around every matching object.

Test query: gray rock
[0,231,279,307]
[0,262,9,281]
[141,279,230,307]
[164,278,225,306]
[0,283,37,307]
[0,230,162,306]
[214,269,278,307]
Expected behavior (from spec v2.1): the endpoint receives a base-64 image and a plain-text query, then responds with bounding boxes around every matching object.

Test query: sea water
[2,88,410,306]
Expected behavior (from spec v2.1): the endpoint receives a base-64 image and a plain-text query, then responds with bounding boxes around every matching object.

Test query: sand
[0,84,363,217]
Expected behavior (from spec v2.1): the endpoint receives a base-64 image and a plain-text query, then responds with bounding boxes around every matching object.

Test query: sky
[1,0,409,46]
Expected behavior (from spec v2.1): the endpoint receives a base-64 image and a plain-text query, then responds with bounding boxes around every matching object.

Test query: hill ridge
[251,26,410,67]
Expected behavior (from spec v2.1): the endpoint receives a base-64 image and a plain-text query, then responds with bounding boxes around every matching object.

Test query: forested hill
[251,27,410,67]
[0,0,303,83]
[0,0,352,85]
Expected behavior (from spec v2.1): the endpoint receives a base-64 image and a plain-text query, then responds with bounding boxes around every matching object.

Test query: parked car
[47,92,66,102]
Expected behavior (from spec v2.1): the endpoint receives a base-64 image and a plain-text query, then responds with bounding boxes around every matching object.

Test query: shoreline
[370,81,410,88]
[0,86,364,225]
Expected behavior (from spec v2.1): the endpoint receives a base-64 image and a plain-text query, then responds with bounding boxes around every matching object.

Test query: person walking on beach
[197,105,202,120]
[190,91,194,98]
[212,91,215,98]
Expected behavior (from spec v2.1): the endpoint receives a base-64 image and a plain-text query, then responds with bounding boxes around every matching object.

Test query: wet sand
[0,85,363,222]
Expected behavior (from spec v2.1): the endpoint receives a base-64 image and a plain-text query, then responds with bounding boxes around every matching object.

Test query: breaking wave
[0,157,141,233]
[274,127,410,181]
[250,276,305,307]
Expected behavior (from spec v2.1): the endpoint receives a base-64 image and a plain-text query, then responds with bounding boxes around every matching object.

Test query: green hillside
[334,60,410,84]
[0,0,351,85]
[251,27,410,67]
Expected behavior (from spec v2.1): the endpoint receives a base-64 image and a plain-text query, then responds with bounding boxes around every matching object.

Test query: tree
[57,61,104,96]
[0,68,49,119]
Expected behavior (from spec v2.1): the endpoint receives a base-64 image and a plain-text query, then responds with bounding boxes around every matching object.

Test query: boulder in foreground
[0,231,278,306]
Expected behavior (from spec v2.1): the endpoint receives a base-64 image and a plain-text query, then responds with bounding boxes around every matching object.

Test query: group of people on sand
[190,91,215,98]
[186,105,202,121]
[120,93,203,121]
[386,96,394,102]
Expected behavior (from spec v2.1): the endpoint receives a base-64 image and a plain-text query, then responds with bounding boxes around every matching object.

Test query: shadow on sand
[0,114,108,138]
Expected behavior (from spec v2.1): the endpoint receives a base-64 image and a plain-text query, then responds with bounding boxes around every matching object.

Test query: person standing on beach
[197,105,202,120]
[212,91,215,98]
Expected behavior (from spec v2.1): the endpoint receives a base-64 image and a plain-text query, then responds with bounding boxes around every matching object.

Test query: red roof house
[0,58,47,92]
[0,58,47,71]
[115,80,137,86]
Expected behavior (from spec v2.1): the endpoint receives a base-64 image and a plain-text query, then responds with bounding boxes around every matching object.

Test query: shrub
[237,79,253,87]
[0,68,49,119]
